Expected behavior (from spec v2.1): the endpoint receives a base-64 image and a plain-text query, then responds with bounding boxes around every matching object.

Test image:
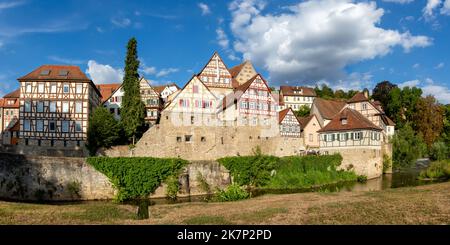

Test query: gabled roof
[18,65,90,81]
[96,83,121,103]
[197,51,231,77]
[381,114,396,126]
[3,89,20,98]
[313,97,347,120]
[0,98,4,107]
[278,108,302,125]
[318,108,382,133]
[8,120,20,132]
[280,86,316,97]
[229,62,246,78]
[297,114,315,128]
[348,92,369,103]
[220,74,275,110]
[167,75,217,109]
[153,83,180,94]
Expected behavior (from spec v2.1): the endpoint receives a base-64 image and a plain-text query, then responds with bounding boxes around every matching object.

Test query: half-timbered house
[140,78,163,125]
[97,83,122,120]
[197,52,236,99]
[17,65,101,148]
[163,75,218,126]
[153,83,180,104]
[218,74,278,129]
[347,92,395,137]
[278,108,301,138]
[0,89,20,145]
[318,108,383,149]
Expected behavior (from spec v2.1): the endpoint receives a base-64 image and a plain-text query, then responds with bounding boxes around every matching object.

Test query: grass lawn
[1,182,449,224]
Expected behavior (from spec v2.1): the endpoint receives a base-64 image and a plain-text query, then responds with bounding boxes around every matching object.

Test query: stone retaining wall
[0,153,230,201]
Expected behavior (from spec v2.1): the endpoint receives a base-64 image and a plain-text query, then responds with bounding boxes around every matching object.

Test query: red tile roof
[153,83,180,94]
[348,92,369,103]
[96,83,121,103]
[313,97,347,120]
[280,86,316,97]
[3,89,20,98]
[279,107,302,125]
[381,114,396,126]
[229,62,246,78]
[18,65,90,81]
[0,98,4,107]
[318,108,382,133]
[297,114,315,128]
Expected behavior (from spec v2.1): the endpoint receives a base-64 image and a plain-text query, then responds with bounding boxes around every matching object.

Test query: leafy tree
[334,89,346,99]
[121,37,145,144]
[429,141,449,161]
[386,86,422,129]
[294,105,311,117]
[441,104,450,145]
[372,81,397,111]
[321,84,334,99]
[87,107,121,155]
[346,90,358,99]
[391,123,427,168]
[412,96,444,147]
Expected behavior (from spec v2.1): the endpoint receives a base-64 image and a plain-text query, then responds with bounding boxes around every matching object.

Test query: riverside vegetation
[86,151,359,203]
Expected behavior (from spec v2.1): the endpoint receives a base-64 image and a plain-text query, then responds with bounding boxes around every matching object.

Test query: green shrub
[429,141,449,161]
[383,154,392,173]
[392,123,428,168]
[266,154,356,189]
[218,148,278,187]
[214,183,250,202]
[66,180,82,198]
[419,160,450,180]
[87,157,188,201]
[357,175,368,183]
[165,175,179,200]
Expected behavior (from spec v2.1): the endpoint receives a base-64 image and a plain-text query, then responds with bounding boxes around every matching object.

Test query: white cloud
[156,68,179,78]
[413,63,420,68]
[198,3,211,15]
[0,0,26,10]
[48,55,83,65]
[434,62,445,69]
[399,78,450,104]
[399,79,420,88]
[382,0,414,4]
[0,18,89,38]
[141,65,157,75]
[228,0,432,84]
[423,0,442,19]
[86,60,123,84]
[441,0,450,15]
[216,28,229,48]
[111,18,131,28]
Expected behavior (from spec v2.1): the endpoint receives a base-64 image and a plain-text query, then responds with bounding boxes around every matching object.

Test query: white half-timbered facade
[17,65,101,148]
[140,78,163,125]
[278,108,301,138]
[197,52,235,99]
[218,74,278,127]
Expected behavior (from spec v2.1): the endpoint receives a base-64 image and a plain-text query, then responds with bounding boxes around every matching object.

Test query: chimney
[363,88,369,99]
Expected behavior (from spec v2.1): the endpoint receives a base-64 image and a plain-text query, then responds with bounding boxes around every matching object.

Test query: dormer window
[341,119,348,125]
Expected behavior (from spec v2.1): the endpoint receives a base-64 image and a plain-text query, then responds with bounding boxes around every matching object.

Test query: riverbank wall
[0,153,230,202]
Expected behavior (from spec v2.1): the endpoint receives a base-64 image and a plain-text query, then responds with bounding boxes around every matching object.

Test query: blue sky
[0,0,449,103]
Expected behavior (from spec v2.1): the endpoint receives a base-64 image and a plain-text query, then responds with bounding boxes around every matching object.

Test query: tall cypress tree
[121,37,145,144]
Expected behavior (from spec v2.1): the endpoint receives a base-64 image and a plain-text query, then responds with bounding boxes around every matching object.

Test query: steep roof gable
[348,92,369,103]
[279,108,302,125]
[297,114,317,128]
[197,52,234,88]
[96,83,121,103]
[313,98,347,120]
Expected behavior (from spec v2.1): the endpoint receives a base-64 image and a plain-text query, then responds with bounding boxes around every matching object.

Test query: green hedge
[218,154,278,187]
[87,157,188,201]
[219,154,357,189]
